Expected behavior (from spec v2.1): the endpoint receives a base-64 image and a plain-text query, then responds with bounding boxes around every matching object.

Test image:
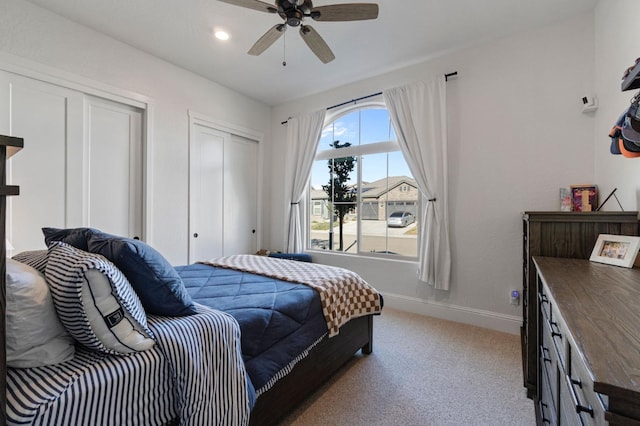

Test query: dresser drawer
[548,302,568,372]
[539,282,551,322]
[540,367,557,425]
[567,349,606,426]
[540,320,558,408]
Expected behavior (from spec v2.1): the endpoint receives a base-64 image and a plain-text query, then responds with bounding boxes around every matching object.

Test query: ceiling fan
[218,0,379,64]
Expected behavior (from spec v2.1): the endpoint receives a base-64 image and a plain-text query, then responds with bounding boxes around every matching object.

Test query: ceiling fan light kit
[218,0,379,64]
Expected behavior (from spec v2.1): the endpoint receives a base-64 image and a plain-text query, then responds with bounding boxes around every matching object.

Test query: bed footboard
[249,314,374,426]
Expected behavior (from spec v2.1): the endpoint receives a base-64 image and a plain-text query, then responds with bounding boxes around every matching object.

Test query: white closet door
[189,123,259,263]
[0,71,144,251]
[189,125,225,262]
[0,71,83,252]
[86,96,144,239]
[224,134,258,256]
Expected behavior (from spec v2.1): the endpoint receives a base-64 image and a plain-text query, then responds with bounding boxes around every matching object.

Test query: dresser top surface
[533,256,640,399]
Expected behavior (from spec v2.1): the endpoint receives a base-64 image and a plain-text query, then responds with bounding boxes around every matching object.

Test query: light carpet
[279,307,535,425]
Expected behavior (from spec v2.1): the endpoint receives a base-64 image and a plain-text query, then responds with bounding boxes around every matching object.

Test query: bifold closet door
[0,71,144,252]
[189,125,258,263]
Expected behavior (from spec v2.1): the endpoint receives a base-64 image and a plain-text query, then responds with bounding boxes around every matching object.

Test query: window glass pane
[318,111,360,154]
[318,124,336,152]
[309,147,358,253]
[310,179,331,250]
[360,109,393,145]
[388,150,412,178]
[359,153,388,254]
[358,154,418,257]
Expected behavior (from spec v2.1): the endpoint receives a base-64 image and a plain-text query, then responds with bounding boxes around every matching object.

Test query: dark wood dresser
[533,257,640,425]
[521,212,640,399]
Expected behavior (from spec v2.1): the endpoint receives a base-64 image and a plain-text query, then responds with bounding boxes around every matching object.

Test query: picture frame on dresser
[589,233,640,268]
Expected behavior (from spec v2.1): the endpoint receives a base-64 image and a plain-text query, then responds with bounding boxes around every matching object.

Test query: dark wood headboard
[0,134,23,424]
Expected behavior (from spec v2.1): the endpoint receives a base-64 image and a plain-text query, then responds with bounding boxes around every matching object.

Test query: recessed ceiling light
[214,30,230,41]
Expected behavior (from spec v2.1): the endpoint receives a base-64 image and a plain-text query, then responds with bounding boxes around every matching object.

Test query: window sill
[306,248,418,264]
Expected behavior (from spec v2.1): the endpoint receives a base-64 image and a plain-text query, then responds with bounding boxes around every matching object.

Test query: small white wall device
[581,95,598,113]
[510,290,520,305]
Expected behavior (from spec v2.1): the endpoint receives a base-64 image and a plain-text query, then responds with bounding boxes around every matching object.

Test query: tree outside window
[322,141,356,251]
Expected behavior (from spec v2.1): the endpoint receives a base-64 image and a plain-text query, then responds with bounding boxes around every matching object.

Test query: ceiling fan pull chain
[282,31,287,67]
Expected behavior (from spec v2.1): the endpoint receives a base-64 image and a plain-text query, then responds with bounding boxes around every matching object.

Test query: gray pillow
[6,258,75,368]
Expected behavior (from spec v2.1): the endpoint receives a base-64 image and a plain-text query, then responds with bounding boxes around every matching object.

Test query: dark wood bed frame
[249,314,374,426]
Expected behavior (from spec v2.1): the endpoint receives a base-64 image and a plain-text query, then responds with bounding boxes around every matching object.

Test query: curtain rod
[281,71,457,125]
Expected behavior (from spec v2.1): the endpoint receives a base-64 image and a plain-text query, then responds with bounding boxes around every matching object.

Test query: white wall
[3,0,635,334]
[0,0,272,265]
[594,0,640,208]
[268,13,597,333]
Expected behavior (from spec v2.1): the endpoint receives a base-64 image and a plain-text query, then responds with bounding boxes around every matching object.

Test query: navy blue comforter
[175,263,328,393]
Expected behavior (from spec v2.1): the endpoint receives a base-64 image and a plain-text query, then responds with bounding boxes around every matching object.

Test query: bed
[4,227,382,425]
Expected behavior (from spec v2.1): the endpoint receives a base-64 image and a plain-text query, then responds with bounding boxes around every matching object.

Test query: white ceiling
[24,0,598,106]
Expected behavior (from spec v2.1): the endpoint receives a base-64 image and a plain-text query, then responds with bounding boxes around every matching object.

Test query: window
[308,105,418,258]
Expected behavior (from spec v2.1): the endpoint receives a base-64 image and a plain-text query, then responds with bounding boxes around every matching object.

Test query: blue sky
[311,108,412,188]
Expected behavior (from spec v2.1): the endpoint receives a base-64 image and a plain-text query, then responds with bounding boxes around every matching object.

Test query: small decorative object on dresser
[570,184,598,211]
[559,188,572,211]
[589,233,640,268]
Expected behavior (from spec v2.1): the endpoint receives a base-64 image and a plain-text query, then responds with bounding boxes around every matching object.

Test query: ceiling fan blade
[299,25,335,64]
[311,3,378,21]
[248,24,287,56]
[217,0,277,13]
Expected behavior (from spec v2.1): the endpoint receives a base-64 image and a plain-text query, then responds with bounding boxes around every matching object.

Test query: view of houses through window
[309,106,418,258]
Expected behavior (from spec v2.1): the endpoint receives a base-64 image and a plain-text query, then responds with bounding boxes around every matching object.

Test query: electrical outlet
[510,290,520,306]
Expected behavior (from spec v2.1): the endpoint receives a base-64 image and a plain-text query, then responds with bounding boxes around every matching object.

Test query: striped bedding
[7,305,252,426]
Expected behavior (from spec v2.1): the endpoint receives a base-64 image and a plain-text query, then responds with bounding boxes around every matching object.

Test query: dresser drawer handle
[540,346,551,364]
[549,321,562,339]
[539,293,549,305]
[540,402,552,424]
[565,374,594,417]
[546,319,562,339]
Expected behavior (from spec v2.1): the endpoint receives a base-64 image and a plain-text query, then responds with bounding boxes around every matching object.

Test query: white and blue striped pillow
[45,241,155,355]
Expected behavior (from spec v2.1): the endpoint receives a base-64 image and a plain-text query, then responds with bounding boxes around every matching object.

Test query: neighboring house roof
[311,187,328,200]
[311,176,417,200]
[360,176,417,199]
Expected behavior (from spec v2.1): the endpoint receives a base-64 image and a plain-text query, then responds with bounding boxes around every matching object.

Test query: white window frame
[307,99,419,260]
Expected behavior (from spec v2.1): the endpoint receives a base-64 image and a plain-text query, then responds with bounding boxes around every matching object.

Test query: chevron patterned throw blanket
[201,255,382,337]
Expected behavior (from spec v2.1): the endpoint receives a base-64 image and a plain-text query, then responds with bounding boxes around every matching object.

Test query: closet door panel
[224,134,258,256]
[189,124,225,262]
[87,96,143,239]
[0,71,145,252]
[0,71,83,252]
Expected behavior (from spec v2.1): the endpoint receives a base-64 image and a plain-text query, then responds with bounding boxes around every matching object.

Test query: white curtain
[284,109,327,253]
[383,77,451,290]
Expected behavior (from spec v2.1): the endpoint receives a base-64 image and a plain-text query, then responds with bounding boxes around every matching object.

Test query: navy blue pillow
[86,230,197,317]
[42,227,94,251]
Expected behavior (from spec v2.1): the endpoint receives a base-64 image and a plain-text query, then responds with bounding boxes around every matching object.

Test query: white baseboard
[380,292,522,335]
